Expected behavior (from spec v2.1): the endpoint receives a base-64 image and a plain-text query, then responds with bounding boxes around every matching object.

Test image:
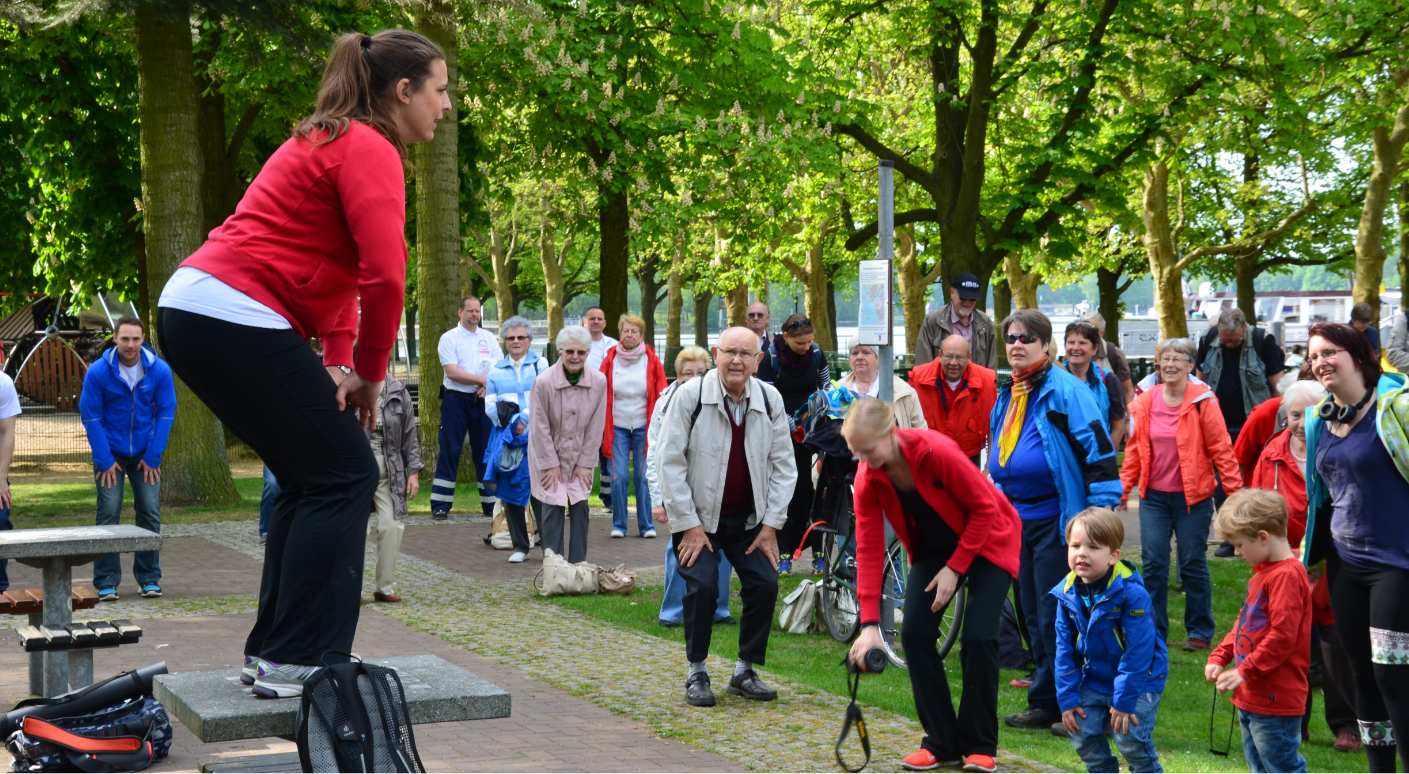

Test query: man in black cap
[914,273,996,369]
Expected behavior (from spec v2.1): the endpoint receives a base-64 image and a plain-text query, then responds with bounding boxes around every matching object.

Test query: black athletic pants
[1329,551,1409,772]
[779,440,820,557]
[674,513,779,665]
[904,554,1010,760]
[158,309,378,666]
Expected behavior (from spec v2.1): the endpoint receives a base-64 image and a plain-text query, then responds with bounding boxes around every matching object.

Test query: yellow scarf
[997,358,1050,467]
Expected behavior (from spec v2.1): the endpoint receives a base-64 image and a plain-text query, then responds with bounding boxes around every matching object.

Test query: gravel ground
[143,520,1058,773]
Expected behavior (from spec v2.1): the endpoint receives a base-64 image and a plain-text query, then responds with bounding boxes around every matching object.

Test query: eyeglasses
[1308,348,1344,364]
[560,348,588,356]
[1004,332,1041,345]
[1158,356,1188,365]
[783,317,812,331]
[746,312,768,319]
[505,335,529,342]
[716,348,758,361]
[939,354,969,362]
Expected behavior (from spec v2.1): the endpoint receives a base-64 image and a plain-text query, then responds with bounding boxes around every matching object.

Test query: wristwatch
[336,366,352,376]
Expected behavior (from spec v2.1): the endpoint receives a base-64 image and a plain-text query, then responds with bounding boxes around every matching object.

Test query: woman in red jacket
[598,314,668,539]
[155,30,450,698]
[843,397,1021,774]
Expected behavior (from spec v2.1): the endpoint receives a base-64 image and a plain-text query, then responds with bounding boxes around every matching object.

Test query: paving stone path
[143,519,1058,773]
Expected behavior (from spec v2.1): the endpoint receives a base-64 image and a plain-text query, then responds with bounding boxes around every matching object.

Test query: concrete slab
[0,525,161,565]
[153,655,510,743]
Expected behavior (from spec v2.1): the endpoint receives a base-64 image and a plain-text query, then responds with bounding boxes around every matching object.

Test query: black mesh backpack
[295,656,424,773]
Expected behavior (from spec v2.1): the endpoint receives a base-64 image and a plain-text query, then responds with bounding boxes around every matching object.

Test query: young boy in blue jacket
[1052,507,1168,773]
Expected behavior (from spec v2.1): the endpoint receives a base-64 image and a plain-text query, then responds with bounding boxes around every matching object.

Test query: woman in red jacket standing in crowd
[155,30,450,699]
[843,397,1021,774]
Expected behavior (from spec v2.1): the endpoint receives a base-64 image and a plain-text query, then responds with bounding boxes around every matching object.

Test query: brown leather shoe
[1335,731,1362,753]
[373,592,402,603]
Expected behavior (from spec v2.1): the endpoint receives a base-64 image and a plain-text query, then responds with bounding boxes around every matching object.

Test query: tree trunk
[1400,181,1409,303]
[992,278,1011,369]
[136,2,239,505]
[666,264,683,351]
[637,253,664,346]
[540,217,566,348]
[802,240,835,350]
[1004,252,1042,310]
[1353,102,1409,321]
[826,278,839,353]
[692,287,712,347]
[895,226,940,356]
[598,185,629,338]
[1095,266,1122,345]
[1234,252,1259,324]
[413,0,459,478]
[405,302,419,365]
[752,280,768,305]
[1142,154,1189,339]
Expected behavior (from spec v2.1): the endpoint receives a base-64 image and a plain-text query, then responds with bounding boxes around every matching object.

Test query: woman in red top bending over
[156,30,450,698]
[843,397,1021,773]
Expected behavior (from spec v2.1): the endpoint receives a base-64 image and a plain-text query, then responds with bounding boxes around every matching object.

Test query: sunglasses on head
[1005,332,1041,345]
[784,317,812,331]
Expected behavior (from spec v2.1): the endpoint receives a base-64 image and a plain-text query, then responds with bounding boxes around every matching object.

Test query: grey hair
[845,337,877,357]
[1282,380,1327,410]
[556,324,592,352]
[499,315,532,340]
[1155,337,1198,363]
[1080,311,1106,330]
[1217,307,1248,332]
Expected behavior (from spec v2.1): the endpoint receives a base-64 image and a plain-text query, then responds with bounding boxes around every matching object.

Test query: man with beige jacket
[657,327,797,708]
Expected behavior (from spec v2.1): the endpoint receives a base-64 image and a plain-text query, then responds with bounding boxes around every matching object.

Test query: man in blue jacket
[80,317,176,601]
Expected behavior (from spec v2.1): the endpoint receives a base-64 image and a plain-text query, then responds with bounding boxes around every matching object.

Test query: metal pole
[878,161,895,404]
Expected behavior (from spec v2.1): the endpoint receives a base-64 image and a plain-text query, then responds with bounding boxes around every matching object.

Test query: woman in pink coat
[529,325,608,562]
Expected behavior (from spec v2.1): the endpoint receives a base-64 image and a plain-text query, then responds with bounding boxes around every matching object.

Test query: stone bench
[154,655,511,745]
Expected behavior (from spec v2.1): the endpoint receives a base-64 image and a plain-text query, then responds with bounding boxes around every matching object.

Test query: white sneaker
[252,661,319,698]
[611,529,625,538]
[643,529,657,539]
[508,550,527,563]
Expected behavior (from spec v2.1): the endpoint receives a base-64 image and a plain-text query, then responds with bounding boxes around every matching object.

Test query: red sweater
[1208,557,1311,716]
[1233,396,1282,473]
[1249,430,1308,550]
[183,123,407,380]
[599,345,668,458]
[853,428,1021,626]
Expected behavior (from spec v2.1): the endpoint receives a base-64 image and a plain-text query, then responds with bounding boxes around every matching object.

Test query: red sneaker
[963,754,997,773]
[901,749,959,770]
[1009,670,1035,689]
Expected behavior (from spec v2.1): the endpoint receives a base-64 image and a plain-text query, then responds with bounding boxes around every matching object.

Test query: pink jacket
[528,361,609,506]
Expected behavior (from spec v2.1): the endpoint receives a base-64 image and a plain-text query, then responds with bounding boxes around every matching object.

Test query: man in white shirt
[0,355,19,593]
[583,306,618,508]
[431,297,503,519]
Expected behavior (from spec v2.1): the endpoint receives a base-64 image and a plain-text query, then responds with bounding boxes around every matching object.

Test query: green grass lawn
[547,556,1360,773]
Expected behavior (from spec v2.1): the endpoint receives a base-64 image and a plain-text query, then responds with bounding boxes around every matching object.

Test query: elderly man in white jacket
[657,327,797,708]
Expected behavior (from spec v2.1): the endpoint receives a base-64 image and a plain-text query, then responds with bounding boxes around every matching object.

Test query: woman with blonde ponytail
[155,29,450,699]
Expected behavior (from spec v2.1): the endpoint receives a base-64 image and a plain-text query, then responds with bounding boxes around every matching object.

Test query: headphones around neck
[1319,389,1374,424]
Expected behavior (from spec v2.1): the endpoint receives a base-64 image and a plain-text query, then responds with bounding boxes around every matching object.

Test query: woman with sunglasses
[483,316,546,564]
[990,309,1123,733]
[1302,322,1409,772]
[1119,337,1241,655]
[770,313,832,575]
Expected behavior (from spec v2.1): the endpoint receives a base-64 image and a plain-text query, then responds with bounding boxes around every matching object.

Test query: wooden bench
[0,586,100,615]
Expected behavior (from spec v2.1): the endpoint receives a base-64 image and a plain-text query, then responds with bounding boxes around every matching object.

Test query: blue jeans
[93,454,162,591]
[610,426,651,535]
[1018,515,1068,713]
[1139,489,1215,643]
[259,465,280,537]
[661,543,732,623]
[1069,686,1163,773]
[1239,710,1306,773]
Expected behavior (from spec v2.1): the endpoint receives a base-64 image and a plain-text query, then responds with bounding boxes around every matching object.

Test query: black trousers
[503,502,531,553]
[779,440,819,556]
[673,515,778,665]
[904,554,1010,759]
[1305,624,1359,738]
[157,309,377,666]
[1329,551,1409,771]
[540,499,589,563]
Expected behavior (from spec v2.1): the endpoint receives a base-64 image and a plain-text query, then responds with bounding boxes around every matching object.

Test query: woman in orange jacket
[1120,337,1241,652]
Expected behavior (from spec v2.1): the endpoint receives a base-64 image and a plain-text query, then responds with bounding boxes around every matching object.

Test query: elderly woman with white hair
[528,325,609,562]
[483,316,547,563]
[837,338,926,429]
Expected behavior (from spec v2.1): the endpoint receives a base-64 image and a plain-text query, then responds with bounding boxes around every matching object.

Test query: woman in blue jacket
[483,316,546,564]
[989,309,1123,733]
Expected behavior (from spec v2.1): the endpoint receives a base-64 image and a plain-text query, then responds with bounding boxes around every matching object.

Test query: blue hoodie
[1051,559,1168,714]
[991,365,1123,534]
[79,343,177,470]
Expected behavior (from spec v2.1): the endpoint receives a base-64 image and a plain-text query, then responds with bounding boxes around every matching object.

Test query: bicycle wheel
[817,532,859,642]
[935,584,966,660]
[880,541,909,669]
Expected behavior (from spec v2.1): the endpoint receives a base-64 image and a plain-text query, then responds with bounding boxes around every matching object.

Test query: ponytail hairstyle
[294,29,445,158]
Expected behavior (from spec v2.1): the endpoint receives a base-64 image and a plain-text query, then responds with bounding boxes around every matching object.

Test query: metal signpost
[875,161,896,402]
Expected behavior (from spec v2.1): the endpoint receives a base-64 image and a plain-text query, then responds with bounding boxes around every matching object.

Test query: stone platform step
[153,655,511,743]
[199,752,300,773]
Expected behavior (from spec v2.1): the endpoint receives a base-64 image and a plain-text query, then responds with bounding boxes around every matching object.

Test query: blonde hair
[675,346,711,373]
[619,313,647,334]
[841,396,894,439]
[1214,489,1289,540]
[1065,507,1125,550]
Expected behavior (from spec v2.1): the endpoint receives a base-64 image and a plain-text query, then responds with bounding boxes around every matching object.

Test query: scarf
[996,357,1050,467]
[773,333,812,371]
[615,341,647,366]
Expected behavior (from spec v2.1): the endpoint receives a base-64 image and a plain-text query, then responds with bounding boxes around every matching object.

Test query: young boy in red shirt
[1205,489,1312,774]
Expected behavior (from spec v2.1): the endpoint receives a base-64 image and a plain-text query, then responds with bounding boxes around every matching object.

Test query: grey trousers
[540,499,589,563]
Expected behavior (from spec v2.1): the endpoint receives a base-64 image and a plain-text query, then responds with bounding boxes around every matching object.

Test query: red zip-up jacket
[1249,430,1308,550]
[1208,557,1311,716]
[598,345,668,458]
[906,360,997,458]
[182,123,407,381]
[853,428,1020,626]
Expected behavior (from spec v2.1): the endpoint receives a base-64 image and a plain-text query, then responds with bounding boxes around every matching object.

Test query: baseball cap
[953,273,981,301]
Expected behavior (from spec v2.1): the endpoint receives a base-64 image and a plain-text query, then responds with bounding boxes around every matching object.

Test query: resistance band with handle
[835,663,871,772]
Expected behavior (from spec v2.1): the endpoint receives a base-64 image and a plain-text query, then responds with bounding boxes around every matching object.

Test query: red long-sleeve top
[853,428,1021,626]
[1208,557,1311,716]
[182,123,407,380]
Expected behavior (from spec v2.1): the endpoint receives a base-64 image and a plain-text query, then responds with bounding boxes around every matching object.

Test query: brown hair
[1001,308,1053,346]
[112,316,144,335]
[294,30,445,159]
[1065,507,1124,550]
[782,313,815,337]
[1214,489,1289,540]
[1308,322,1381,388]
[1351,302,1375,324]
[1064,320,1102,350]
